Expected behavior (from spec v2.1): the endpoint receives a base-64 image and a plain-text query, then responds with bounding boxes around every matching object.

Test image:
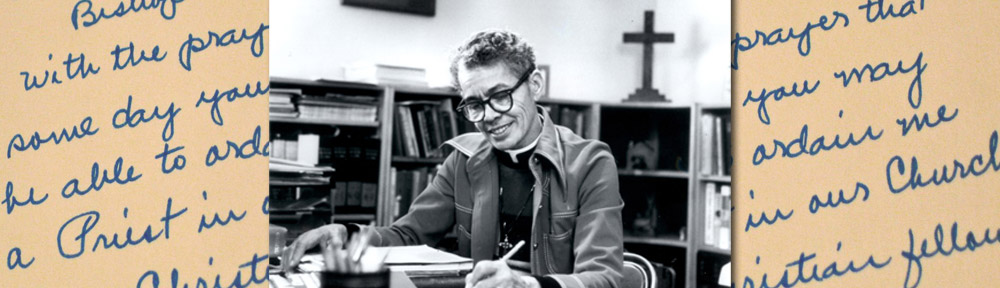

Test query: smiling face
[457,63,542,151]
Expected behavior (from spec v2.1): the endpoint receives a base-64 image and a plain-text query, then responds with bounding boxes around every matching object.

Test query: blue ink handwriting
[808,182,870,214]
[204,125,270,167]
[112,95,181,142]
[20,52,100,91]
[178,23,268,71]
[194,80,269,126]
[742,245,891,288]
[111,42,167,71]
[197,191,247,233]
[753,124,884,166]
[744,190,794,232]
[71,0,184,30]
[135,252,269,288]
[61,157,142,199]
[901,221,1000,288]
[897,104,958,136]
[154,143,186,174]
[731,11,849,70]
[859,0,925,23]
[742,79,820,125]
[3,181,48,216]
[887,130,1000,194]
[57,198,186,259]
[834,52,927,109]
[6,247,35,270]
[262,196,269,215]
[7,116,99,159]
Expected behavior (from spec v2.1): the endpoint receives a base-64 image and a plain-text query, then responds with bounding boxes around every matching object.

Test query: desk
[269,270,467,288]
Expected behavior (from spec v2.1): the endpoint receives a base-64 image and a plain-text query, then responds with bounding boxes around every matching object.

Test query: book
[714,116,723,176]
[346,181,362,206]
[398,105,419,157]
[414,107,431,157]
[286,139,298,161]
[361,182,378,208]
[704,182,716,246]
[718,185,732,250]
[345,63,428,87]
[394,169,414,220]
[272,139,286,159]
[699,114,714,176]
[297,134,320,166]
[334,181,348,206]
[297,94,379,122]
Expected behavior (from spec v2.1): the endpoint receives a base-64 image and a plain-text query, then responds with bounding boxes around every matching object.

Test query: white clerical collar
[504,132,540,164]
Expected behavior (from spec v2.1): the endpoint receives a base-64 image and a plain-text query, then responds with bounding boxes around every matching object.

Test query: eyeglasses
[456,65,534,123]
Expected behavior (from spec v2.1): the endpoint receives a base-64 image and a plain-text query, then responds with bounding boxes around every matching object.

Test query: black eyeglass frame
[456,64,535,123]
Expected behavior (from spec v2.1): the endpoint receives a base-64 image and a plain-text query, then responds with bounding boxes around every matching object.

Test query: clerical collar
[496,114,544,165]
[503,134,540,165]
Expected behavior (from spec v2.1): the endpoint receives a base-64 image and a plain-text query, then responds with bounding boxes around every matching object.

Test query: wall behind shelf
[270,0,729,104]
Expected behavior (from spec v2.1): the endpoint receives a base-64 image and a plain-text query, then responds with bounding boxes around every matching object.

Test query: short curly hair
[449,29,536,91]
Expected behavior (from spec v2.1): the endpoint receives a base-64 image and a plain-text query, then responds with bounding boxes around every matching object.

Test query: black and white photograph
[267,1,731,287]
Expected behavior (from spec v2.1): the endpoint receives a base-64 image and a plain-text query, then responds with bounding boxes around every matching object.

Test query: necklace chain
[499,184,535,252]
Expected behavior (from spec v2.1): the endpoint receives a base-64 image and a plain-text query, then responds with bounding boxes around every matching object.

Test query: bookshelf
[693,105,732,288]
[268,77,386,242]
[268,77,730,288]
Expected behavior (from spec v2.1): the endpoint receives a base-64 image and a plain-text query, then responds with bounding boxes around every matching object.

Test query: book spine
[704,182,716,246]
[334,181,348,206]
[415,106,431,158]
[297,134,320,166]
[346,181,362,206]
[361,182,377,208]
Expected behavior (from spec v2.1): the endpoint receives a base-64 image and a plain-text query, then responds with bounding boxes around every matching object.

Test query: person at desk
[284,29,624,288]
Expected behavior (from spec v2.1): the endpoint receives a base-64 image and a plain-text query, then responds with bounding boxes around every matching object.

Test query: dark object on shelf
[342,0,435,17]
[632,196,658,236]
[626,140,657,170]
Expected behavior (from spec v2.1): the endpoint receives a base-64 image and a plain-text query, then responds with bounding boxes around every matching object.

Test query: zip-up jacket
[370,107,624,288]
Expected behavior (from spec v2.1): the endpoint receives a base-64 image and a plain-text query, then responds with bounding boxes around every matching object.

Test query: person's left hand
[465,260,539,288]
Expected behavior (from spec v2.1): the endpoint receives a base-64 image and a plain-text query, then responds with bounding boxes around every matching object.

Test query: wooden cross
[623,10,674,102]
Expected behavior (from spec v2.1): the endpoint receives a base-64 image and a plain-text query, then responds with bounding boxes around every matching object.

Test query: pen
[500,240,526,262]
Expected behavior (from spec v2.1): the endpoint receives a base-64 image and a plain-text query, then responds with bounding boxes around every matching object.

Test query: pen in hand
[466,241,527,288]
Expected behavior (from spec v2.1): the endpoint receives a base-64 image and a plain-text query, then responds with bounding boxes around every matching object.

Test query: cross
[623,10,674,102]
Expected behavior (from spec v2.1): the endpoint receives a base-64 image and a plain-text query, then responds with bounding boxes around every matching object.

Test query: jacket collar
[443,106,567,183]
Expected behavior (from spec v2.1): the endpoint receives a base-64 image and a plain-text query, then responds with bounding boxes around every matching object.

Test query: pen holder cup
[321,269,390,288]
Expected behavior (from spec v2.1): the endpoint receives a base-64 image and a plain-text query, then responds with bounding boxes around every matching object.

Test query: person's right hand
[281,224,348,272]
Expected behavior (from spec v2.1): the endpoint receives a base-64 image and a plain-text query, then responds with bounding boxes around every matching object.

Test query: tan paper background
[0,1,268,286]
[734,1,1000,287]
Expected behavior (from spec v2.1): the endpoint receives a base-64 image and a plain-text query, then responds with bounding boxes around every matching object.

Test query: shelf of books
[378,86,468,229]
[694,104,732,288]
[269,78,386,241]
[598,104,694,288]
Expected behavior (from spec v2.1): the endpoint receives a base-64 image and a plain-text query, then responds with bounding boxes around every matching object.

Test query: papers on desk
[367,245,474,272]
[269,246,472,288]
[378,245,472,264]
